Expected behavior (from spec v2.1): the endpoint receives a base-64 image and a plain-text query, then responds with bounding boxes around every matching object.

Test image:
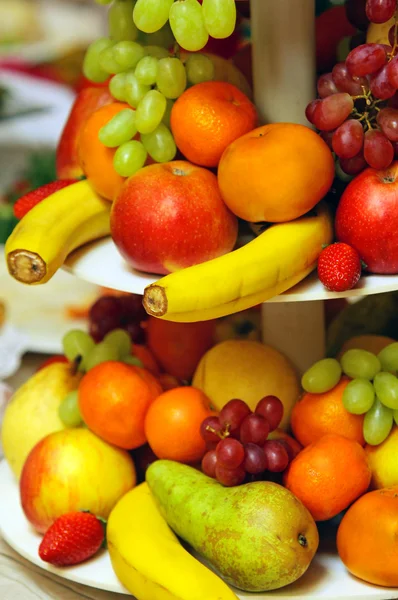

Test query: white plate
[1,460,397,600]
[64,236,398,302]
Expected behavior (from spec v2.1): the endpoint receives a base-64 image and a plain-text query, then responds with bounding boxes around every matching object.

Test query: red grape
[387,54,398,87]
[339,152,367,174]
[202,450,218,478]
[346,44,387,77]
[370,64,396,99]
[320,130,335,149]
[317,73,339,98]
[312,93,354,131]
[200,416,223,444]
[332,119,365,158]
[215,464,246,487]
[377,107,398,140]
[240,414,270,446]
[216,438,245,469]
[263,441,290,473]
[345,0,370,31]
[366,0,396,24]
[89,315,121,342]
[332,62,369,95]
[89,296,121,322]
[364,128,394,168]
[305,99,321,125]
[388,23,398,47]
[244,443,267,475]
[219,399,251,435]
[255,396,284,432]
[125,321,146,344]
[119,294,148,323]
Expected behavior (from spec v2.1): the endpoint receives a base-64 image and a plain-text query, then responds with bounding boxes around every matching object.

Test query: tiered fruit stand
[2,1,398,599]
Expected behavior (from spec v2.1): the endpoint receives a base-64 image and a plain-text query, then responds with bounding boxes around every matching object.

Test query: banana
[107,482,238,600]
[143,202,333,322]
[5,180,111,285]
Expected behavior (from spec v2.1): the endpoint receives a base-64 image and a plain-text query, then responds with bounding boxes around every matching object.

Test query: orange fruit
[291,377,365,447]
[218,123,335,223]
[170,81,257,168]
[78,361,162,449]
[284,433,371,521]
[337,487,398,587]
[145,387,213,463]
[78,102,129,201]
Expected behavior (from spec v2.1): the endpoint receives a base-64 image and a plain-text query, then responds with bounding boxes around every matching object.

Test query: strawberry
[38,512,106,567]
[13,179,78,220]
[318,242,362,292]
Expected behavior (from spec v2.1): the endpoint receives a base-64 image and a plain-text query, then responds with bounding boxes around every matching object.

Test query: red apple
[335,163,398,274]
[56,86,113,180]
[110,161,238,275]
[20,428,136,533]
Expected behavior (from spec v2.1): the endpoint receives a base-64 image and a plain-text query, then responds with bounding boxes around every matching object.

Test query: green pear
[146,460,319,592]
[2,362,82,479]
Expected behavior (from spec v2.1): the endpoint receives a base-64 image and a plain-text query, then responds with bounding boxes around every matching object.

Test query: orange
[145,387,213,463]
[284,433,371,521]
[78,102,128,201]
[337,487,398,587]
[218,123,335,223]
[170,81,257,168]
[146,317,216,381]
[291,377,365,447]
[78,361,162,449]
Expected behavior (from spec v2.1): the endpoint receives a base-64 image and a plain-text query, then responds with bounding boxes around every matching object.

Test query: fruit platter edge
[1,460,397,600]
[64,237,398,303]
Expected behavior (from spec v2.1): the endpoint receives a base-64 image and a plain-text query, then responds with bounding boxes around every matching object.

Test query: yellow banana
[107,482,238,600]
[143,202,333,322]
[5,180,110,285]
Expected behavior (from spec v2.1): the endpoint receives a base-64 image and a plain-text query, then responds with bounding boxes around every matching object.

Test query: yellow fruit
[107,482,238,600]
[1,362,81,479]
[365,427,398,489]
[192,340,300,431]
[337,335,396,360]
[366,17,395,44]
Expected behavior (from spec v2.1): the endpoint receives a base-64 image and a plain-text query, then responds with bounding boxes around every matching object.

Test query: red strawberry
[13,179,78,220]
[318,242,362,292]
[38,512,105,567]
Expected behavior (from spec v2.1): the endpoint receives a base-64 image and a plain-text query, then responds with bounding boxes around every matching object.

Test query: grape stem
[206,424,230,440]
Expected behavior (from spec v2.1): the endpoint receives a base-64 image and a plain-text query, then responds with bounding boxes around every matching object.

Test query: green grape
[394,409,398,426]
[104,328,132,358]
[156,57,187,99]
[340,349,381,380]
[373,372,398,410]
[83,38,113,83]
[99,109,137,147]
[202,0,237,39]
[139,22,175,49]
[162,98,174,127]
[301,358,342,394]
[125,72,151,108]
[113,140,148,177]
[185,53,215,85]
[135,90,167,134]
[342,379,375,415]
[59,391,83,428]
[123,355,144,367]
[144,45,169,59]
[99,46,126,74]
[363,398,393,446]
[169,0,209,52]
[95,0,113,4]
[135,56,159,85]
[109,73,127,101]
[378,342,398,373]
[133,0,174,33]
[109,0,138,41]
[62,330,95,371]
[85,341,119,371]
[141,123,177,162]
[113,40,146,70]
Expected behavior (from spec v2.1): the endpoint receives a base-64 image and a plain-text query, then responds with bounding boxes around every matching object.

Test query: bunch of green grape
[302,343,398,446]
[58,329,142,428]
[83,0,216,177]
[95,0,237,52]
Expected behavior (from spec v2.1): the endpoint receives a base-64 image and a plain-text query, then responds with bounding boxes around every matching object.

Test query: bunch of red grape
[89,294,148,344]
[306,0,398,174]
[200,396,297,487]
